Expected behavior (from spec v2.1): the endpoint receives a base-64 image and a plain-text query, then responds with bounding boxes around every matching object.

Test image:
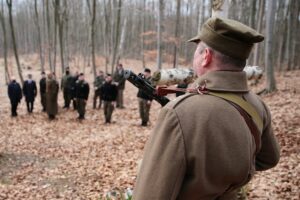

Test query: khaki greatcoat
[46,78,59,116]
[133,71,280,200]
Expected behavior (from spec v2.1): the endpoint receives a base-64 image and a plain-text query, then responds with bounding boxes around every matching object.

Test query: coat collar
[194,70,249,92]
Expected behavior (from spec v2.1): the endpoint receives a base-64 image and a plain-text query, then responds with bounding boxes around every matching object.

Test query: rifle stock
[124,70,170,106]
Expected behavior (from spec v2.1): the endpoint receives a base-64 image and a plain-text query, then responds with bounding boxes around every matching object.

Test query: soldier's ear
[201,48,212,67]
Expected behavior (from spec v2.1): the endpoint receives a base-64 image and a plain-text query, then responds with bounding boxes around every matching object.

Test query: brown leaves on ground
[0,68,299,199]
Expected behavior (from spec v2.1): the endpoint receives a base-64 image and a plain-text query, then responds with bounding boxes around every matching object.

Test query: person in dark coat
[137,68,153,126]
[46,72,59,120]
[70,71,79,110]
[101,74,118,123]
[113,63,126,108]
[39,71,47,112]
[23,74,37,113]
[8,77,22,117]
[75,73,90,120]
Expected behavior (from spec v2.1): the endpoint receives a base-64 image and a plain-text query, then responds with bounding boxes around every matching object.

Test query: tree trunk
[58,0,68,75]
[291,0,299,70]
[141,0,146,69]
[157,0,164,69]
[53,0,59,74]
[6,0,24,84]
[173,0,181,68]
[265,0,277,92]
[91,0,97,79]
[34,0,45,72]
[117,15,127,63]
[253,0,265,66]
[0,1,10,84]
[46,0,53,71]
[110,0,122,74]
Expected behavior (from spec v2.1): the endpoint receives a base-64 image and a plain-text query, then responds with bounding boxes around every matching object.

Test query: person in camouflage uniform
[75,73,90,120]
[93,70,105,109]
[101,74,118,123]
[137,68,153,126]
[113,63,126,108]
[61,68,73,109]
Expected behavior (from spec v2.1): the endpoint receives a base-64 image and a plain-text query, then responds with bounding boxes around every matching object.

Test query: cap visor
[187,35,201,43]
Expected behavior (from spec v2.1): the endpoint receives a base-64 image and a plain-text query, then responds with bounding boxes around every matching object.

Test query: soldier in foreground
[22,74,37,113]
[113,63,126,108]
[39,72,47,112]
[137,68,153,126]
[93,70,105,109]
[8,77,22,117]
[75,73,90,120]
[133,17,280,199]
[46,72,59,120]
[101,74,118,123]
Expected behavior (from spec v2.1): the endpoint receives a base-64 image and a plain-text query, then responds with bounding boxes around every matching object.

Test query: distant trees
[6,0,23,84]
[0,0,298,88]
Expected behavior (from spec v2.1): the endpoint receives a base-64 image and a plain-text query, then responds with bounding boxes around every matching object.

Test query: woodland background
[0,0,299,199]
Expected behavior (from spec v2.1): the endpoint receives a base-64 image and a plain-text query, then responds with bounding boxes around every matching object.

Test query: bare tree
[253,0,265,66]
[88,0,97,79]
[0,1,10,83]
[46,0,53,71]
[157,0,164,69]
[110,0,122,73]
[34,0,45,72]
[6,0,23,84]
[172,0,181,68]
[265,0,277,92]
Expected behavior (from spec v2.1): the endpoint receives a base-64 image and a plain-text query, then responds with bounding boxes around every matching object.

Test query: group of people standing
[7,63,151,125]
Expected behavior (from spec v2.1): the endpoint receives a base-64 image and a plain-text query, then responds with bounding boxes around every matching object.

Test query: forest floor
[0,56,299,199]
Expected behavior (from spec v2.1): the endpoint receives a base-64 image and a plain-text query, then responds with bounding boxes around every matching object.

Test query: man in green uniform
[137,68,153,126]
[75,73,90,120]
[113,63,126,108]
[61,68,73,109]
[133,17,280,200]
[101,74,118,123]
[93,70,105,109]
[46,71,59,120]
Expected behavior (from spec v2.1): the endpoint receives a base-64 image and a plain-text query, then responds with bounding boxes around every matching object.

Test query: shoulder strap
[207,91,263,154]
[208,92,263,133]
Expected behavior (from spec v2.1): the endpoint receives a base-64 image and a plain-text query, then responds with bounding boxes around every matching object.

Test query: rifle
[124,70,170,106]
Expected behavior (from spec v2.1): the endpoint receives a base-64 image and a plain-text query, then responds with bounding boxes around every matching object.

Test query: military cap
[188,17,264,60]
[144,68,151,73]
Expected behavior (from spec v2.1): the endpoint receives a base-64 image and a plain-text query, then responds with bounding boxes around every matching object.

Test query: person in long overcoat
[23,74,37,113]
[133,17,280,200]
[39,72,47,112]
[46,72,59,119]
[8,77,22,117]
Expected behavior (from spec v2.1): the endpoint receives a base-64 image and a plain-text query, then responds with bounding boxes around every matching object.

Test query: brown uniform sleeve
[133,107,186,200]
[255,101,280,171]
